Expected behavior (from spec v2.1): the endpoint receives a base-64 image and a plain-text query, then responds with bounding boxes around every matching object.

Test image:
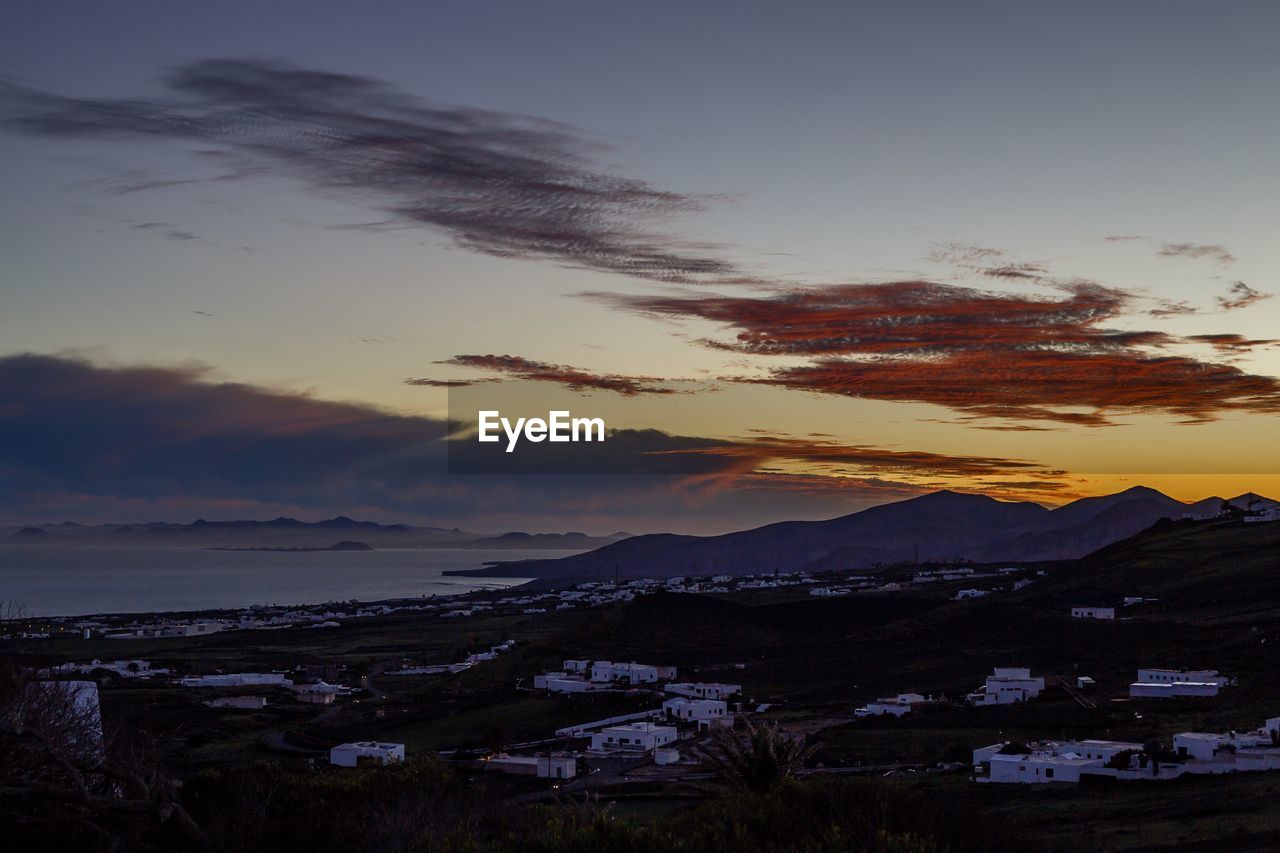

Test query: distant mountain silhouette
[456,487,1270,581]
[464,531,631,549]
[0,516,631,550]
[4,526,52,543]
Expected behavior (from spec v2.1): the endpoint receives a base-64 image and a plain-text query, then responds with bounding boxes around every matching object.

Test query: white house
[662,696,728,726]
[590,661,663,685]
[180,672,291,688]
[1129,681,1220,698]
[545,676,595,694]
[293,681,348,696]
[329,741,405,767]
[589,722,677,753]
[859,693,926,717]
[977,715,1280,785]
[665,682,741,701]
[1243,508,1280,523]
[968,667,1045,706]
[1136,668,1229,686]
[486,753,578,779]
[1071,606,1115,620]
[1172,731,1269,761]
[975,739,1145,784]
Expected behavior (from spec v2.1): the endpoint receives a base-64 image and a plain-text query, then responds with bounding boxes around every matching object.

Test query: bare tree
[0,661,213,851]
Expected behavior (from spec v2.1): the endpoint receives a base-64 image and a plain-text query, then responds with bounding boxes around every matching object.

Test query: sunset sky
[2,1,1279,532]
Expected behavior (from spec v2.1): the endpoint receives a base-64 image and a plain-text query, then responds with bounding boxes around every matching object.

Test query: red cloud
[596,280,1280,425]
[1216,281,1272,311]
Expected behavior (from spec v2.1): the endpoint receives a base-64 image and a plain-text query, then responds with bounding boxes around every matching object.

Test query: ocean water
[0,546,569,617]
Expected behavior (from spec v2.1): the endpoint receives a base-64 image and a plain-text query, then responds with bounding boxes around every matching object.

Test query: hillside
[1016,516,1280,620]
[463,486,1230,580]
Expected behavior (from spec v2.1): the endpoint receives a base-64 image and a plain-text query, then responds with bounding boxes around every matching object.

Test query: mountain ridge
[455,486,1276,581]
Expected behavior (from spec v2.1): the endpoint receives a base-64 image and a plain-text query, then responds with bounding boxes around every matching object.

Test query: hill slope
[468,486,1247,581]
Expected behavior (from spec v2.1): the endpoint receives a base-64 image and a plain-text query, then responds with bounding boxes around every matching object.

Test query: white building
[968,667,1045,706]
[486,753,578,779]
[662,696,728,726]
[1129,681,1220,698]
[329,741,405,767]
[665,682,741,701]
[180,672,291,688]
[975,739,1145,784]
[589,722,677,753]
[293,681,348,696]
[1243,508,1280,523]
[590,661,664,685]
[1136,668,1229,686]
[859,693,926,717]
[50,659,170,679]
[1071,606,1115,620]
[977,716,1280,785]
[1172,731,1269,761]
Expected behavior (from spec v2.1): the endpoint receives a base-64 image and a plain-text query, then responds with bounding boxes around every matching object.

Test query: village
[8,513,1280,850]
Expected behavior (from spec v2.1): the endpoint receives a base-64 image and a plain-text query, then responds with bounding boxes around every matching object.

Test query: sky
[2,1,1279,533]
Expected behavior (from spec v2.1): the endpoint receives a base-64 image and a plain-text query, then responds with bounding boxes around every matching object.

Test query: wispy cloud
[131,221,199,241]
[0,59,738,283]
[596,280,1280,426]
[1185,333,1278,352]
[1216,280,1272,311]
[1106,234,1237,267]
[425,354,682,396]
[1157,242,1236,266]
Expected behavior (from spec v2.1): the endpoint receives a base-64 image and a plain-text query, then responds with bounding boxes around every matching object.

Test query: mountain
[0,516,629,550]
[4,526,52,543]
[462,490,1049,581]
[458,487,1265,581]
[464,531,631,549]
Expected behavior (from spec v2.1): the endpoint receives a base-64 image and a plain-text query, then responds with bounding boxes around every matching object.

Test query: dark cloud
[0,59,737,283]
[596,280,1280,425]
[431,354,680,396]
[1158,242,1236,266]
[982,263,1047,281]
[0,354,1059,526]
[1185,333,1278,352]
[1148,299,1197,318]
[1217,281,1272,311]
[403,377,496,388]
[131,221,199,241]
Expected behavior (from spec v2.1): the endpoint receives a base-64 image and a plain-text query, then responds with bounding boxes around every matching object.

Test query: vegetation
[696,718,816,793]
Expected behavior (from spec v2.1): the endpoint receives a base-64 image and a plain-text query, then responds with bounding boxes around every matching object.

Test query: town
[6,512,1280,851]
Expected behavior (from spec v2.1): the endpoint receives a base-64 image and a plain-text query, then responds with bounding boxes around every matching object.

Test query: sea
[0,546,573,617]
